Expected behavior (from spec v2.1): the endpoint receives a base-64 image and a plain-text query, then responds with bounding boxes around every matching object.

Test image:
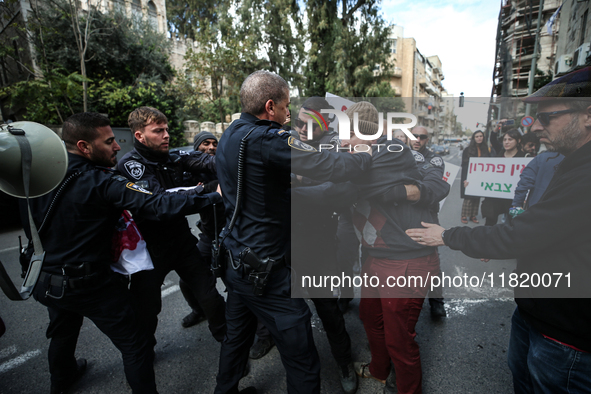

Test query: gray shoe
[339,363,358,394]
[383,366,396,393]
[249,338,275,359]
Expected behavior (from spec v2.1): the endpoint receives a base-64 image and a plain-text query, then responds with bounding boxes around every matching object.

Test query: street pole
[525,0,545,117]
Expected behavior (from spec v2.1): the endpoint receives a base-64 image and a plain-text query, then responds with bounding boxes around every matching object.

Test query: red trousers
[359,252,440,394]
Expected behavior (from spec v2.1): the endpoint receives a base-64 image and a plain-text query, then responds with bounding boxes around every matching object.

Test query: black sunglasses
[412,134,429,140]
[536,109,577,127]
[293,118,320,129]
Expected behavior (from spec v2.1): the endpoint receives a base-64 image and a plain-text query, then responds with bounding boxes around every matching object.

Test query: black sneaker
[249,338,275,359]
[429,302,447,318]
[239,387,257,394]
[339,363,359,394]
[50,358,87,394]
[181,311,206,328]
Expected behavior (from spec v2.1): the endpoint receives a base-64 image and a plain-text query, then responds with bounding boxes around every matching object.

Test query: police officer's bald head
[241,70,289,117]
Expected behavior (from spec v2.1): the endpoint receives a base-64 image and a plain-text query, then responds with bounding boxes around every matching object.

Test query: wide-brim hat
[523,66,591,103]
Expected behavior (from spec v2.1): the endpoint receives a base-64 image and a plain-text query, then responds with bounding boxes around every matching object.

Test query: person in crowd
[511,150,564,210]
[460,130,490,224]
[409,126,450,318]
[339,101,449,394]
[26,112,222,394]
[178,131,224,328]
[117,107,226,345]
[291,96,359,393]
[393,129,410,145]
[521,132,540,157]
[481,127,526,226]
[406,66,591,394]
[214,70,372,394]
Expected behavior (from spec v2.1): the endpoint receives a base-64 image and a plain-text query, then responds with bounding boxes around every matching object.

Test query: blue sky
[382,0,500,98]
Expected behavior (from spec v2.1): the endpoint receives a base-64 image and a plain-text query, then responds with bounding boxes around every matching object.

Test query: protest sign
[465,157,532,199]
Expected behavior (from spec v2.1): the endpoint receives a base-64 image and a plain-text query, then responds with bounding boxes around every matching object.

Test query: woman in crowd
[460,130,490,224]
[482,127,525,226]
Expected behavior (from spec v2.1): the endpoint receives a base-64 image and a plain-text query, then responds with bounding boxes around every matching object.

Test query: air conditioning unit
[573,43,590,67]
[554,54,573,75]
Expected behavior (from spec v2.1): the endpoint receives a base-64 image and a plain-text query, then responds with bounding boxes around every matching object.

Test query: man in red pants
[340,101,449,394]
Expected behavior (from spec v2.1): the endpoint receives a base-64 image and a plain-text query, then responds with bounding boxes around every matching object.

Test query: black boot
[50,358,87,394]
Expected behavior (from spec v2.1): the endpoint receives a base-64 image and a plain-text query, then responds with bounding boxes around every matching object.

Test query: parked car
[430,144,449,155]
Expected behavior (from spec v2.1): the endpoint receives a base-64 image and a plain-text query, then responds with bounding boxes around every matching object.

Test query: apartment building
[553,0,591,77]
[386,25,452,142]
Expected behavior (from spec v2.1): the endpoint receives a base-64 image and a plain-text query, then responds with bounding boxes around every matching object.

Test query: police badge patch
[430,157,444,167]
[125,182,153,195]
[412,150,425,163]
[288,136,317,152]
[124,161,145,180]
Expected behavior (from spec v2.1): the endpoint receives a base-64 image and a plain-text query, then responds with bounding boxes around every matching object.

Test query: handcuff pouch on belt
[239,247,276,296]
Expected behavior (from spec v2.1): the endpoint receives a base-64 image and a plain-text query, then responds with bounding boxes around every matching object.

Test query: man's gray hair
[240,70,289,116]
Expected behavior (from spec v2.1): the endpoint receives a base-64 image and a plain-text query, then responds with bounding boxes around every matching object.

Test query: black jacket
[216,112,371,260]
[28,153,220,275]
[117,140,217,250]
[355,137,448,260]
[444,140,591,352]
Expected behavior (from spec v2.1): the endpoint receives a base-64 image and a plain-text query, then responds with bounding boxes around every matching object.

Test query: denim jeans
[508,307,591,394]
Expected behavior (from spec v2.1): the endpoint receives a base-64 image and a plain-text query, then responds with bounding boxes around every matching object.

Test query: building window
[132,0,142,24]
[148,1,157,30]
[389,39,397,54]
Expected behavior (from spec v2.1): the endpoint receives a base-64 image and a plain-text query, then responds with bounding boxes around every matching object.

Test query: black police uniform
[28,153,220,393]
[214,113,371,394]
[412,146,449,303]
[291,129,357,371]
[179,150,226,319]
[117,140,226,342]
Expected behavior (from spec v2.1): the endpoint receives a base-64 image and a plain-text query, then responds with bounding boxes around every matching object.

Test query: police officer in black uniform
[27,112,221,394]
[291,97,359,393]
[410,126,449,318]
[117,107,226,343]
[179,131,225,328]
[292,96,340,150]
[214,70,372,394]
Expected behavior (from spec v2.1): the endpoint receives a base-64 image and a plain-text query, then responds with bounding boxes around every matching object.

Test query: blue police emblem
[288,136,317,152]
[412,150,425,163]
[430,157,443,167]
[124,161,145,180]
[125,182,152,195]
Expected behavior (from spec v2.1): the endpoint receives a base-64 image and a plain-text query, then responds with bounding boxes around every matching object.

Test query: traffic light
[459,92,465,107]
[428,105,432,115]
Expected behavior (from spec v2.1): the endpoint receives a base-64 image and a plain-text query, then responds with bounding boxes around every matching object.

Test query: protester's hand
[216,184,222,197]
[405,222,445,246]
[463,180,469,187]
[405,184,420,201]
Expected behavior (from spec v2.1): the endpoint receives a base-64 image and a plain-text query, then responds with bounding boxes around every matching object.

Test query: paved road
[0,146,517,393]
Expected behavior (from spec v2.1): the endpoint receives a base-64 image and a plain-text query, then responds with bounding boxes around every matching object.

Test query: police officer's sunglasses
[535,109,577,127]
[412,134,429,140]
[293,119,320,129]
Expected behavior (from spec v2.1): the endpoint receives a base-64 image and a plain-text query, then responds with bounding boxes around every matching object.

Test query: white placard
[440,162,460,210]
[465,157,533,199]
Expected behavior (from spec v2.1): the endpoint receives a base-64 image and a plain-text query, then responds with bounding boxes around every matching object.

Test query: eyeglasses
[535,109,578,127]
[412,134,429,140]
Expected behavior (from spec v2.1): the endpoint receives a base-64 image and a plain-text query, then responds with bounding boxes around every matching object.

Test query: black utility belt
[242,257,285,273]
[40,269,110,298]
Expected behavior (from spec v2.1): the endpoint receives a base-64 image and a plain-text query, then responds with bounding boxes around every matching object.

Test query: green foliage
[304,0,394,98]
[90,78,186,146]
[533,68,552,91]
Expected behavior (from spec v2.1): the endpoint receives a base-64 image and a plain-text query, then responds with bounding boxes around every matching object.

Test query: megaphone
[0,121,68,301]
[0,121,68,198]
